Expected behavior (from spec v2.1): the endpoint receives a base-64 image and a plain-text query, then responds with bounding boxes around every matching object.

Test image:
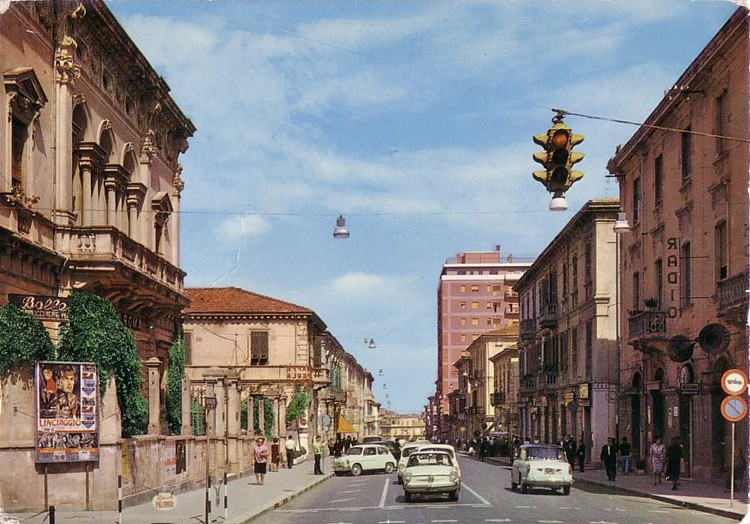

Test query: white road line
[461,481,491,506]
[648,510,671,513]
[432,520,458,523]
[485,520,511,522]
[327,497,356,504]
[590,521,618,524]
[341,489,362,494]
[537,521,564,523]
[378,521,405,524]
[379,478,389,508]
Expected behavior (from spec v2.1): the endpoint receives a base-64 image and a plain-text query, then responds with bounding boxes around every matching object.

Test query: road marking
[431,520,458,523]
[461,481,491,506]
[341,489,362,494]
[378,521,405,524]
[537,521,563,523]
[590,521,618,524]
[327,497,356,504]
[485,520,511,522]
[648,510,671,513]
[379,478,389,508]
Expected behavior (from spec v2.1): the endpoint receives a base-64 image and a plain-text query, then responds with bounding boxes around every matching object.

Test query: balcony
[542,370,558,389]
[539,303,558,329]
[520,318,536,341]
[520,375,537,394]
[491,391,506,406]
[56,225,184,293]
[717,271,748,324]
[628,310,668,352]
[319,386,347,404]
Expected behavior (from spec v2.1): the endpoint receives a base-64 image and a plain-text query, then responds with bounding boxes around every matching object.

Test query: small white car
[397,443,426,484]
[333,444,396,476]
[511,444,573,495]
[415,444,461,477]
[402,450,461,502]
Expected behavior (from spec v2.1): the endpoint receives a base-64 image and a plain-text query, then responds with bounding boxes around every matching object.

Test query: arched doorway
[631,372,642,461]
[711,357,730,477]
[651,368,666,439]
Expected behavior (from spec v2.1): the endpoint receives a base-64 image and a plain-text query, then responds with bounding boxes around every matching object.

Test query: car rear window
[408,452,453,467]
[526,447,564,460]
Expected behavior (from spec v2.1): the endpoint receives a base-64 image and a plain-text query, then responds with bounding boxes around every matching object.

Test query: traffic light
[532,121,585,210]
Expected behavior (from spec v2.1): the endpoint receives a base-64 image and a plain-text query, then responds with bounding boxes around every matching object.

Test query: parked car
[333,444,396,476]
[361,435,382,443]
[402,450,461,502]
[370,439,402,461]
[511,444,573,495]
[397,442,427,484]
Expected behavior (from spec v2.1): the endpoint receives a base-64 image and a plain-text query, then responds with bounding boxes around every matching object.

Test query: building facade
[433,246,531,440]
[380,410,426,443]
[516,200,620,464]
[489,340,520,439]
[607,7,748,482]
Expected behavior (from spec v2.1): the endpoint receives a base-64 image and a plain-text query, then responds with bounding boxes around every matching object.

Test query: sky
[107,0,740,414]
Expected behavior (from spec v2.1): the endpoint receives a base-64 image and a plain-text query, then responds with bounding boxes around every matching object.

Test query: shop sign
[578,383,590,400]
[9,294,68,321]
[679,383,699,395]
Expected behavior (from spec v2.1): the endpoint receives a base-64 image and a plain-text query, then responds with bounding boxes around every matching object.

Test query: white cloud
[216,215,271,240]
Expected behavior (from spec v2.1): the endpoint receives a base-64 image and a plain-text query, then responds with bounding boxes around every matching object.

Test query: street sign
[721,395,748,422]
[721,369,748,396]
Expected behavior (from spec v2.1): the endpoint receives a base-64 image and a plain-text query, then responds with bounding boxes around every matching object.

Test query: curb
[571,476,746,521]
[231,472,333,523]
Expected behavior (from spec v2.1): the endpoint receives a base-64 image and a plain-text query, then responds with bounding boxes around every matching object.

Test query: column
[279,396,288,437]
[247,394,254,434]
[105,180,117,226]
[227,379,240,471]
[54,36,80,225]
[258,397,265,436]
[81,160,93,226]
[215,378,226,470]
[272,397,280,437]
[127,200,139,241]
[181,377,192,436]
[146,357,161,435]
[205,378,217,438]
[172,165,184,267]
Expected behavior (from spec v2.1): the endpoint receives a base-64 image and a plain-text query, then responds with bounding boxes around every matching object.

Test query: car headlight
[403,472,412,483]
[449,470,458,482]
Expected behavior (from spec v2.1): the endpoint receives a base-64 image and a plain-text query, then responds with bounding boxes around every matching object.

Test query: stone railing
[717,270,748,312]
[55,226,184,292]
[520,318,536,340]
[540,303,558,329]
[628,310,667,342]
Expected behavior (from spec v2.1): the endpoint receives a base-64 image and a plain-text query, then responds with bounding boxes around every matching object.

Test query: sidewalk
[8,457,333,524]
[483,454,748,522]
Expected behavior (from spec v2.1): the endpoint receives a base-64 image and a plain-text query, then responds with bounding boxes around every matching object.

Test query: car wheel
[449,489,458,502]
[511,478,517,491]
[351,464,362,477]
[404,491,412,503]
[519,474,527,493]
[334,471,343,476]
[397,477,403,485]
[384,462,394,474]
[563,485,571,496]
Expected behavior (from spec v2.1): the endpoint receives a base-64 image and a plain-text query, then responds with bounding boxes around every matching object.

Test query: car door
[361,445,378,470]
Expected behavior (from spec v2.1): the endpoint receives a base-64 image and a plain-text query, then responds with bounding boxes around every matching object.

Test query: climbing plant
[166,339,185,434]
[251,397,275,437]
[0,303,55,375]
[286,386,310,424]
[57,290,148,437]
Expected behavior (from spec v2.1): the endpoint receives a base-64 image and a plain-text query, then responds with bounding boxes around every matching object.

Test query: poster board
[35,361,99,463]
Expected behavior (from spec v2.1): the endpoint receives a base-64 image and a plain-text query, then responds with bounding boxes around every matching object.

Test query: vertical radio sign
[35,361,99,463]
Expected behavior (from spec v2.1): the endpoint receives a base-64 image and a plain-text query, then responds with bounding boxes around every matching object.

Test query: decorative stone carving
[78,233,96,252]
[55,36,82,85]
[173,164,185,194]
[140,129,158,163]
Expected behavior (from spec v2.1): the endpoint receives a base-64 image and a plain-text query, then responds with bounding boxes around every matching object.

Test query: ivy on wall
[0,304,55,374]
[57,290,148,437]
[166,339,185,434]
[286,386,310,424]
[241,397,275,437]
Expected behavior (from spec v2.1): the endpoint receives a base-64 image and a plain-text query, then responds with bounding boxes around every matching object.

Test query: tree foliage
[166,339,185,434]
[57,290,148,437]
[0,304,55,374]
[286,386,310,424]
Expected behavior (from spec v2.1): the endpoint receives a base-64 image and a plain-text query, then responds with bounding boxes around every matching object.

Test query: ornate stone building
[607,7,748,482]
[516,200,620,463]
[380,410,426,443]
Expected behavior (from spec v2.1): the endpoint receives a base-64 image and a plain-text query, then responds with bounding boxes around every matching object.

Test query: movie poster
[35,362,99,463]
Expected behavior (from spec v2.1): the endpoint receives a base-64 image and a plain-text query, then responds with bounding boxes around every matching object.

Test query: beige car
[402,450,461,502]
[333,444,396,476]
[397,442,427,484]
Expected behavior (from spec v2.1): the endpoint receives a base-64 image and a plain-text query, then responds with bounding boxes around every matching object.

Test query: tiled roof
[184,287,313,316]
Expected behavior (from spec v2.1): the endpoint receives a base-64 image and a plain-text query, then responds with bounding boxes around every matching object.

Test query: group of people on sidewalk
[250,434,327,484]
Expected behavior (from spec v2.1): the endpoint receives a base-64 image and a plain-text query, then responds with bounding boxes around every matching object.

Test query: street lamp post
[204,393,217,524]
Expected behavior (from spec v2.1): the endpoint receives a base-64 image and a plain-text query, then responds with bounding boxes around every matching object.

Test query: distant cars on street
[511,444,573,495]
[332,444,396,476]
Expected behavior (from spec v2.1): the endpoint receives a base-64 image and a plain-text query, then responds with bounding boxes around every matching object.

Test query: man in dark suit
[600,437,618,481]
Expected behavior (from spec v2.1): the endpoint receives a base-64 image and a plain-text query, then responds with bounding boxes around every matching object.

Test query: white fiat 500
[511,444,573,495]
[333,444,396,476]
[402,450,461,502]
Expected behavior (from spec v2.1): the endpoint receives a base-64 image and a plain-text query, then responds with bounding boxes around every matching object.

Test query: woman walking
[666,436,683,490]
[270,437,281,472]
[650,436,665,486]
[254,436,270,485]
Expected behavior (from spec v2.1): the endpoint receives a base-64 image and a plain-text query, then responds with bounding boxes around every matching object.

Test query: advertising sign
[35,361,99,463]
[9,294,68,322]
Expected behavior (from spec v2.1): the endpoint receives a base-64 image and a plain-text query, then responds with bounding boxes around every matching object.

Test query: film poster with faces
[34,361,99,463]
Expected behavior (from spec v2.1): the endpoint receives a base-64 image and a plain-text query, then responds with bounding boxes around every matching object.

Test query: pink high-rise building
[433,246,533,439]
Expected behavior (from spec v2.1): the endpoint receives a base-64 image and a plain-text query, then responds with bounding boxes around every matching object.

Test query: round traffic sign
[721,395,748,422]
[721,369,749,396]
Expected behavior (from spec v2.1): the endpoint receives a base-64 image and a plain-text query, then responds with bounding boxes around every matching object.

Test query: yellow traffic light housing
[531,114,585,209]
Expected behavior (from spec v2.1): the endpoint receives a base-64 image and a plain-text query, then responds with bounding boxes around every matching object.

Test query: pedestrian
[564,436,576,470]
[285,434,296,469]
[666,436,683,491]
[618,436,631,475]
[253,436,270,485]
[600,437,618,481]
[327,437,335,457]
[576,441,586,473]
[313,435,324,475]
[334,436,343,457]
[270,437,280,472]
[650,436,665,486]
[477,437,486,461]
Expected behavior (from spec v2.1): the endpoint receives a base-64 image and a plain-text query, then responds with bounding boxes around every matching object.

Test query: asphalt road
[253,456,737,524]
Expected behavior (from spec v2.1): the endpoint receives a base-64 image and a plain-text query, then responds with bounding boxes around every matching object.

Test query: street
[253,456,737,524]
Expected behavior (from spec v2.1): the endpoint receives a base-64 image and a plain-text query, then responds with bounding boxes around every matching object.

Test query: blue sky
[108,0,738,413]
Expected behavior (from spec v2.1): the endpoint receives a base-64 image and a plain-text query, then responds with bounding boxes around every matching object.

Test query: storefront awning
[337,413,356,434]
